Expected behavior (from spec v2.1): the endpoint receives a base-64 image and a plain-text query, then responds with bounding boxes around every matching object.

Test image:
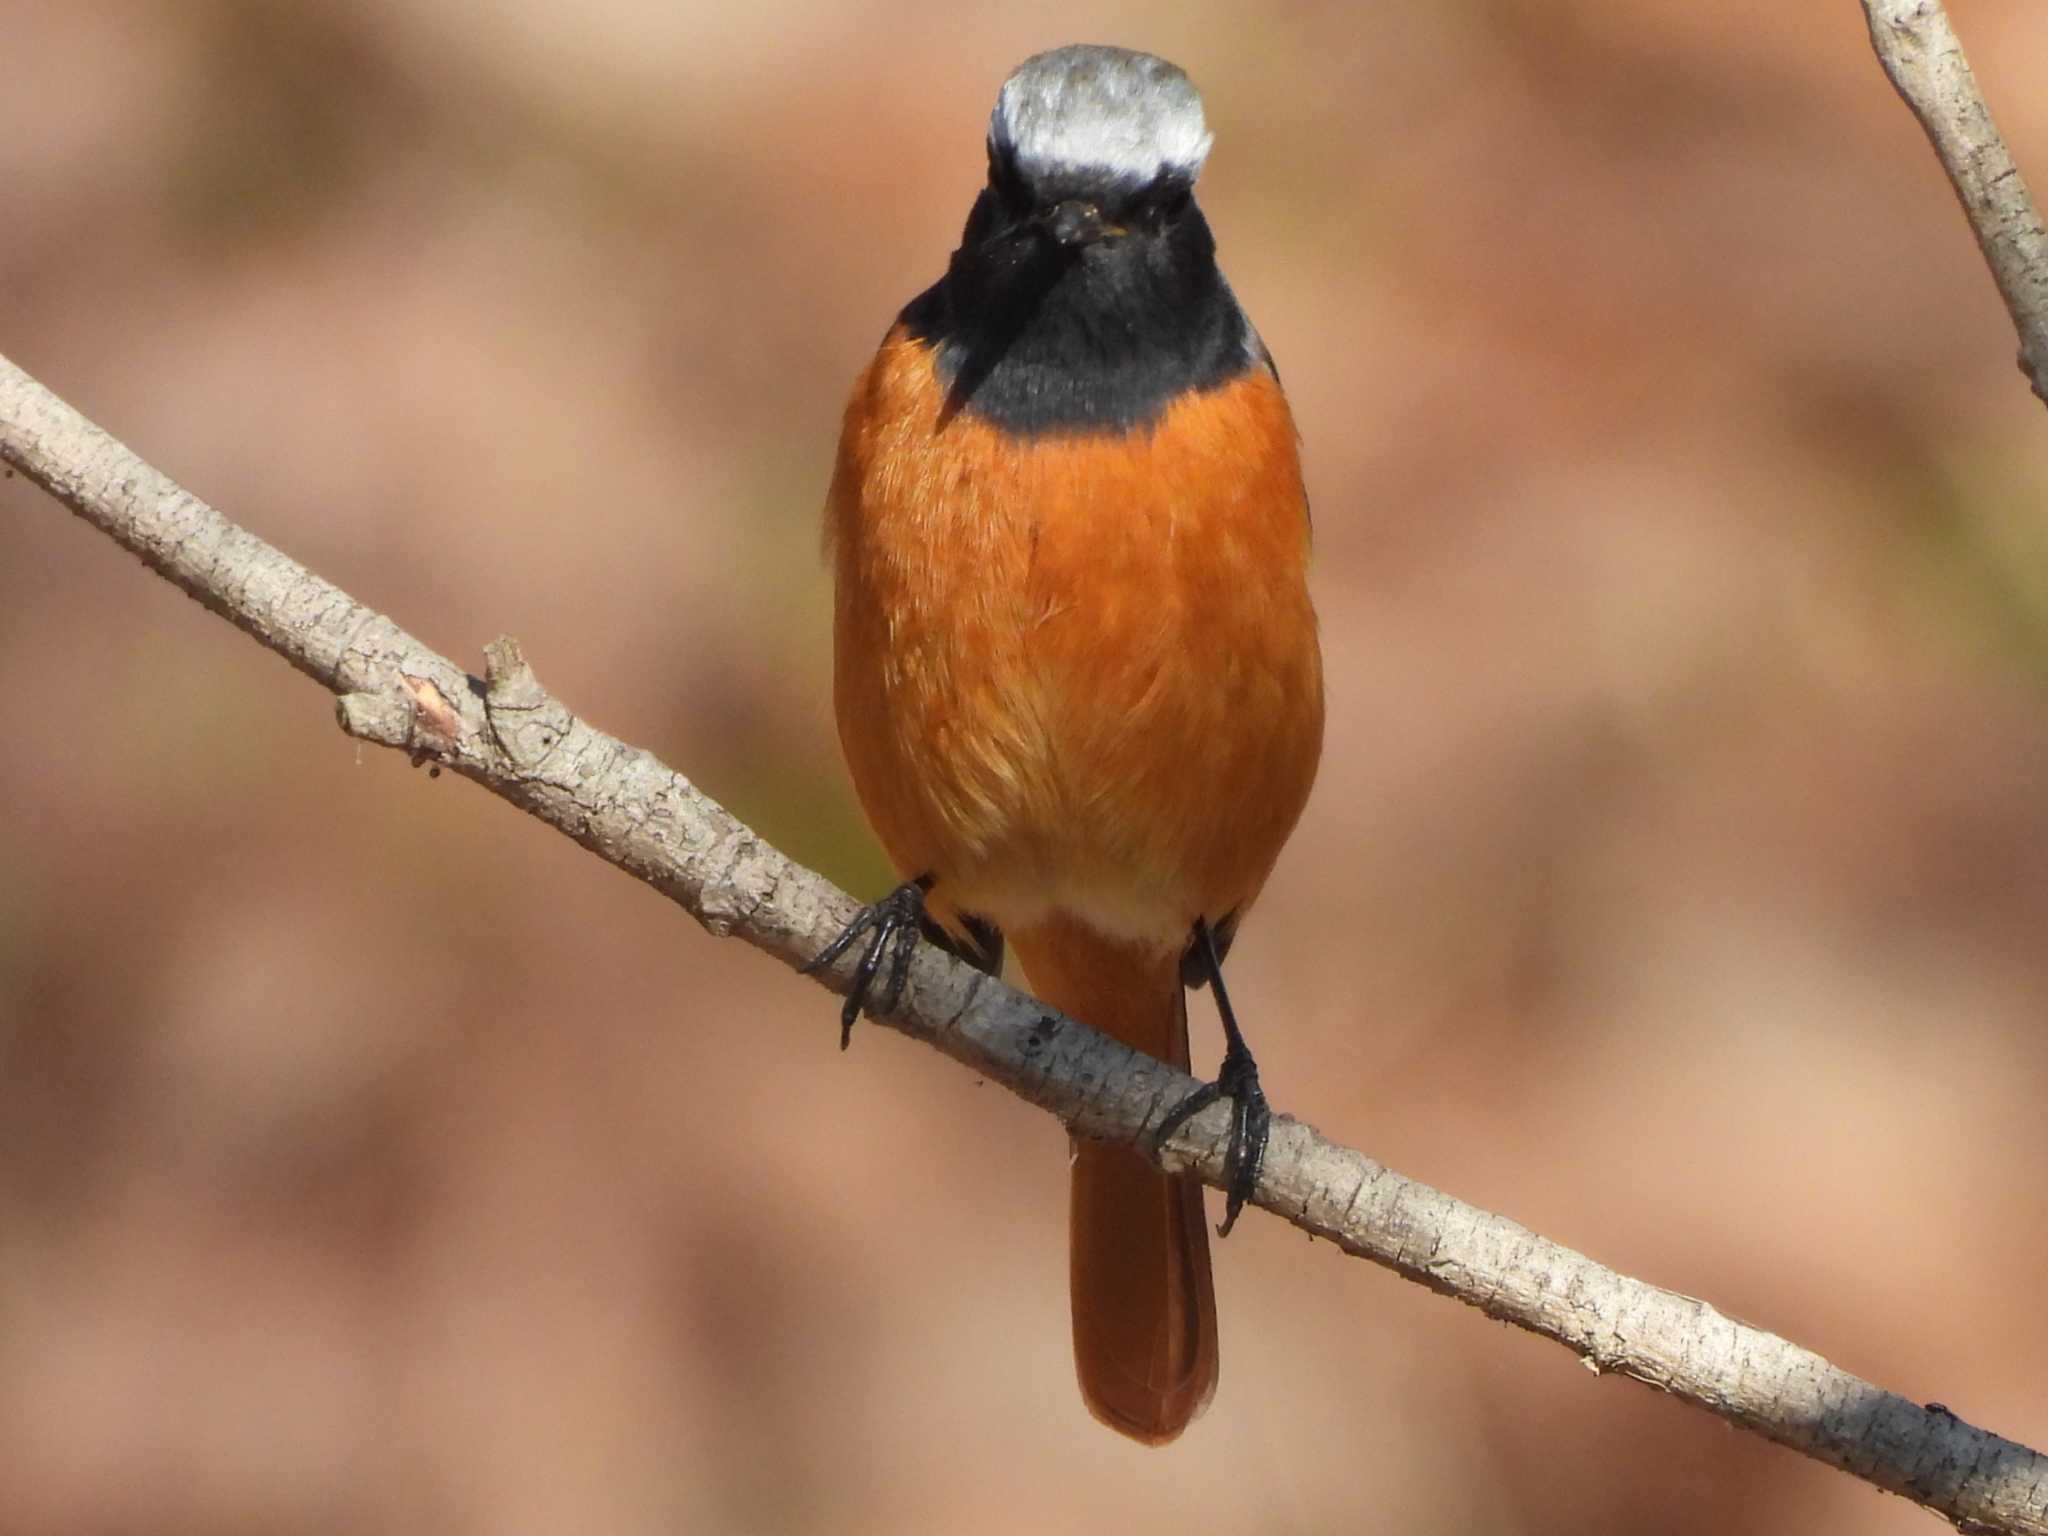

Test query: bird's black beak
[1041,199,1125,247]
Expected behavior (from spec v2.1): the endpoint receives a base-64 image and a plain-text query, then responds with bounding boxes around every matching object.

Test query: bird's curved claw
[804,880,929,1049]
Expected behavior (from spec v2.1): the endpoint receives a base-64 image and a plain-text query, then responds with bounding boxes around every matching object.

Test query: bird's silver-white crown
[990,45,1213,186]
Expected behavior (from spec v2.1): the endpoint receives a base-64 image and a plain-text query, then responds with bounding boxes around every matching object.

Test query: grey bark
[1865,0,2048,407]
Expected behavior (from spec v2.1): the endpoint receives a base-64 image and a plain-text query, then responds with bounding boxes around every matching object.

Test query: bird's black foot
[805,878,1004,1049]
[1153,918,1271,1236]
[805,880,930,1050]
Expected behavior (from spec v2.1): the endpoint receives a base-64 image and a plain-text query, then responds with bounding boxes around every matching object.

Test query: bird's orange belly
[827,330,1323,949]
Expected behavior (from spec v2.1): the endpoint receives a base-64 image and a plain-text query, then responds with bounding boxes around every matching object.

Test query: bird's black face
[898,139,1250,436]
[980,142,1197,252]
[950,142,1218,326]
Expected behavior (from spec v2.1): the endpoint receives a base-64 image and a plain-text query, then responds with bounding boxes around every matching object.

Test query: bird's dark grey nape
[989,44,1214,188]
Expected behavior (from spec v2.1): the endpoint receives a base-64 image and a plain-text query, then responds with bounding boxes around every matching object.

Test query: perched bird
[813,44,1323,1444]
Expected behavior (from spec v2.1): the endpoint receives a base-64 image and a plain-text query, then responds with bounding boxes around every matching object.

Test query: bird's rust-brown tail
[1010,914,1218,1445]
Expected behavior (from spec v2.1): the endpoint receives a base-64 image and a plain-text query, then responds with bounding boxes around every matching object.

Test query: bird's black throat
[900,187,1256,436]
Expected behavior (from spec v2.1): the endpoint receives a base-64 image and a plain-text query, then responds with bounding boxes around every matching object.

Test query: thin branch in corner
[4,350,2048,1532]
[1864,0,2048,407]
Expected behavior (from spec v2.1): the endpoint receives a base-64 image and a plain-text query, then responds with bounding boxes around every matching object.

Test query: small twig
[1864,0,2048,407]
[4,349,2046,1531]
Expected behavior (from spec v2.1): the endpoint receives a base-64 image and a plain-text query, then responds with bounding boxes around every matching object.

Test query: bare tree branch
[1864,0,2048,407]
[4,349,2046,1531]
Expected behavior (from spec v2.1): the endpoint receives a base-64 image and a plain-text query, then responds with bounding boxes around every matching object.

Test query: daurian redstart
[812,44,1323,1444]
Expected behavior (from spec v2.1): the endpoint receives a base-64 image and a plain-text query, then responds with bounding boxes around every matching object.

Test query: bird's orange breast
[825,326,1323,950]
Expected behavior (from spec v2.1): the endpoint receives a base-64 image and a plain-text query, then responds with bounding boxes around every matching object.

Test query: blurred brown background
[4,1,2048,1531]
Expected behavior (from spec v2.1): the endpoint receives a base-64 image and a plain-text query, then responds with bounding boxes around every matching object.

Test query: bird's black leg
[804,876,1003,1050]
[804,877,930,1049]
[1153,917,1271,1236]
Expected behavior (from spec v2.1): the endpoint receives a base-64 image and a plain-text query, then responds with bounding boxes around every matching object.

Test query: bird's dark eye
[986,146,1033,215]
[1131,183,1192,231]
